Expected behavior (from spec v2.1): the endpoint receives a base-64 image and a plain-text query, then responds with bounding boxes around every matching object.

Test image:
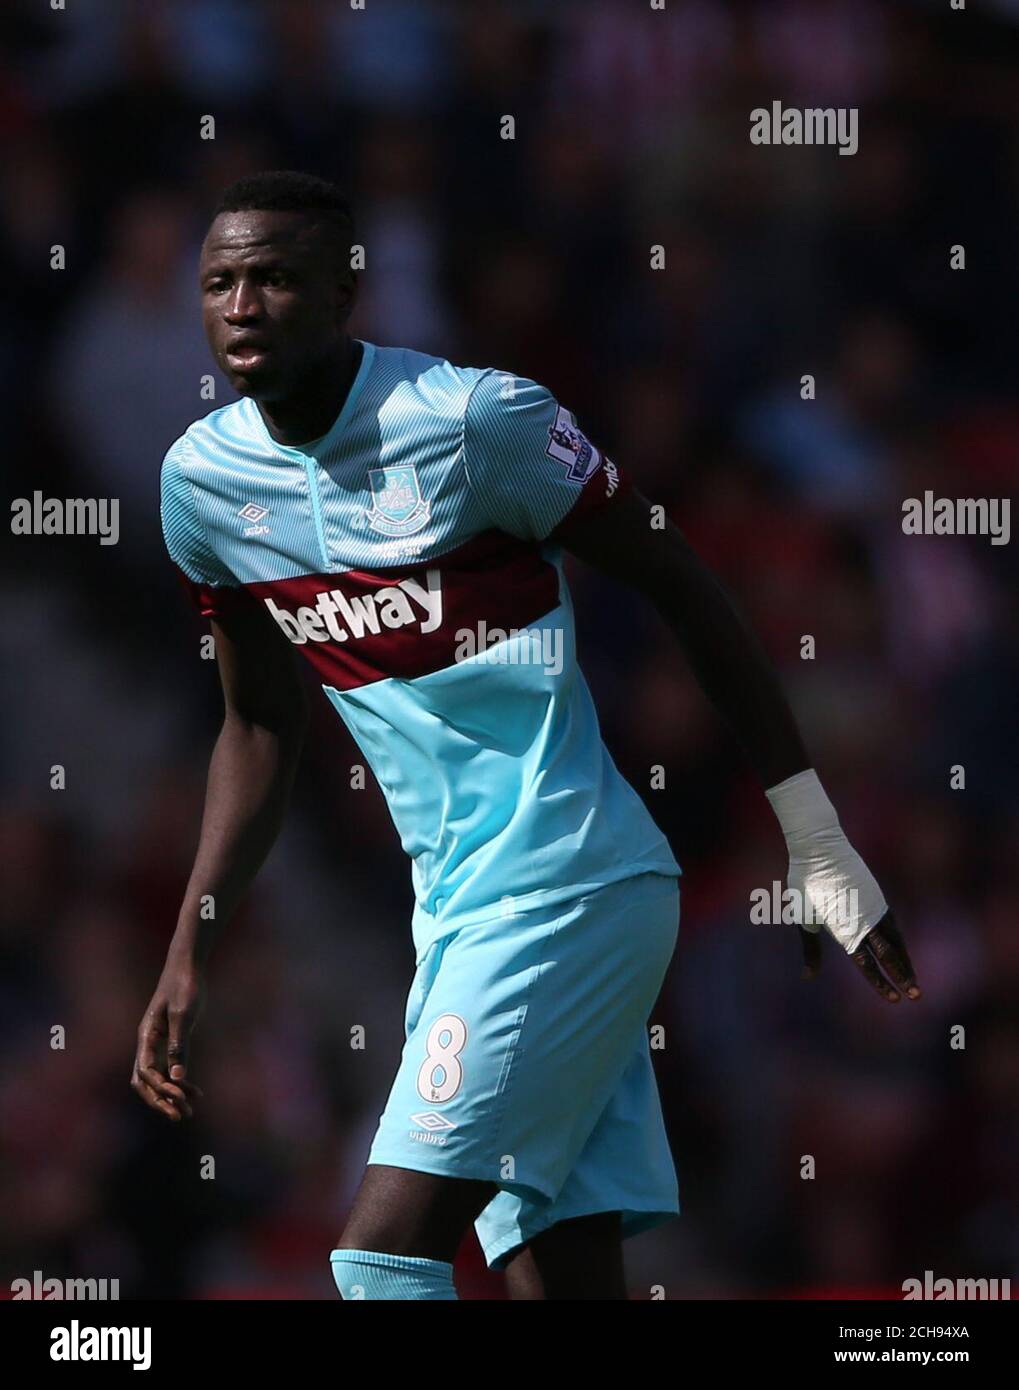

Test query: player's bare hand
[798,910,921,1004]
[797,924,823,980]
[850,910,921,1003]
[131,963,206,1121]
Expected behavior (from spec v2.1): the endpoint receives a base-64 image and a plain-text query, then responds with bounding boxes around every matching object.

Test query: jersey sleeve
[461,370,633,543]
[160,436,245,619]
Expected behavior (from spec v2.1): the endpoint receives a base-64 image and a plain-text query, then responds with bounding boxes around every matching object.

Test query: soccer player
[132,171,920,1301]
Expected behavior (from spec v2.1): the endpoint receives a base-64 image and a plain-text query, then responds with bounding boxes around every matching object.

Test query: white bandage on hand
[765,768,888,954]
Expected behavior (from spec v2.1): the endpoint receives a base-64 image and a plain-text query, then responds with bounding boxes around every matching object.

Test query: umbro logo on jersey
[265,569,443,646]
[238,502,270,537]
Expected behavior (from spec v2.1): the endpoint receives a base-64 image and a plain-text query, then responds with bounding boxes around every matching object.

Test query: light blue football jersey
[161,341,681,961]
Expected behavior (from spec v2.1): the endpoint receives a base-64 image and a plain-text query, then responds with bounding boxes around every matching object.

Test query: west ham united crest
[365,465,432,537]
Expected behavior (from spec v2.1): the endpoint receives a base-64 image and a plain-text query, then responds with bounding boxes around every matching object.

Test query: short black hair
[211,170,355,275]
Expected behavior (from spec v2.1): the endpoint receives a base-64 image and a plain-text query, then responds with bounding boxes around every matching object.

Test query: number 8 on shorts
[416,1013,468,1104]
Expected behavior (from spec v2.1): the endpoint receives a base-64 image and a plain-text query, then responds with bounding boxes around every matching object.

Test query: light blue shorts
[366,870,681,1269]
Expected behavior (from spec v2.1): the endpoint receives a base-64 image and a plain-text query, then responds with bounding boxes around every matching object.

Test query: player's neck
[256,338,363,448]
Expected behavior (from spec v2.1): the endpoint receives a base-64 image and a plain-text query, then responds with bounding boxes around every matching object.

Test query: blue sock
[330,1248,458,1301]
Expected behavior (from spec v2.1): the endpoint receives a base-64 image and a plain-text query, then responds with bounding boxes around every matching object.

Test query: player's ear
[335,268,358,325]
[336,279,355,328]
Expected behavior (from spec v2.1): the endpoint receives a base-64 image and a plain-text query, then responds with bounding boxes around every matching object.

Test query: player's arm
[556,484,920,1003]
[131,600,308,1121]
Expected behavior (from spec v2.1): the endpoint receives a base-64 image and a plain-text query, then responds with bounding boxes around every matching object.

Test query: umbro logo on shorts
[410,1112,457,1131]
[409,1111,457,1145]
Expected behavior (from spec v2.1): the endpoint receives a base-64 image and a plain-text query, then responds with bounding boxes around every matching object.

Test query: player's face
[200,210,355,401]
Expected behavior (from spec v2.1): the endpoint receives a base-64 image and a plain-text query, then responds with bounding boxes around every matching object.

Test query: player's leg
[478,1028,677,1294]
[502,1211,626,1300]
[335,1162,497,1262]
[330,926,503,1299]
[340,872,680,1299]
[473,874,682,1282]
[331,1164,497,1300]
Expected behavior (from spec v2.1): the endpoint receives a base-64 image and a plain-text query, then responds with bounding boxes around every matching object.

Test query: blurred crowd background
[1,0,1017,1299]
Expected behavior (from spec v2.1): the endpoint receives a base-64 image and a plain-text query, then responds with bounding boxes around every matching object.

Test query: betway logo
[265,569,442,645]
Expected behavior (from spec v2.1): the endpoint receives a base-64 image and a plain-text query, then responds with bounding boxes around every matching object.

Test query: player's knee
[329,1248,458,1301]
